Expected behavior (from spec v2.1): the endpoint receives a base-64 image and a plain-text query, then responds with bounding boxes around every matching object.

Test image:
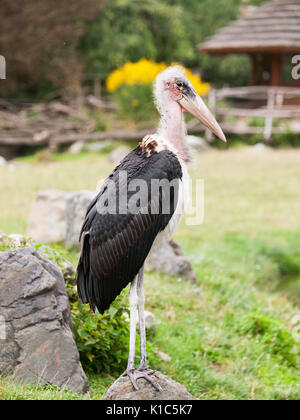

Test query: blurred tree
[81,0,270,88]
[0,0,104,97]
[0,0,270,97]
[80,0,192,81]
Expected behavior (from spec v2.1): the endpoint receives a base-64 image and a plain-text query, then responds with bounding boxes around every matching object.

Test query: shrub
[113,83,157,122]
[71,293,131,374]
[67,283,159,375]
[106,58,210,122]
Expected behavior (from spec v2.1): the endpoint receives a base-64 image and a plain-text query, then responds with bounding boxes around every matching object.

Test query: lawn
[0,147,300,400]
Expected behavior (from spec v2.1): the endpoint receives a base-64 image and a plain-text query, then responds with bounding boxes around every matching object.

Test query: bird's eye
[176,81,183,88]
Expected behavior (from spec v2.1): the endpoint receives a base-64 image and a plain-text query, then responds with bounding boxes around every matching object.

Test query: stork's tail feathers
[77,234,97,313]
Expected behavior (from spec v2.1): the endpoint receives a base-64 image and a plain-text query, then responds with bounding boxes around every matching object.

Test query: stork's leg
[137,266,151,370]
[124,267,161,392]
[137,267,161,391]
[127,274,138,372]
[137,266,147,369]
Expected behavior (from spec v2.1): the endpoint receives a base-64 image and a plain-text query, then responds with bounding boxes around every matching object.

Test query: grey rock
[68,141,84,155]
[157,351,171,362]
[104,371,197,400]
[142,310,156,331]
[123,310,157,332]
[145,240,196,283]
[85,140,113,153]
[191,288,202,296]
[27,190,72,243]
[65,190,96,248]
[108,146,131,165]
[0,247,88,393]
[0,155,7,166]
[0,339,19,374]
[0,231,8,245]
[247,142,269,153]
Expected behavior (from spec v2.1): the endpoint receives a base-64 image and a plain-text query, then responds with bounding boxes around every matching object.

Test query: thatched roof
[200,0,300,54]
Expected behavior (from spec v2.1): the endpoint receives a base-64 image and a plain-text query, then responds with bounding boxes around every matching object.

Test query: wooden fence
[1,86,300,152]
[205,86,300,142]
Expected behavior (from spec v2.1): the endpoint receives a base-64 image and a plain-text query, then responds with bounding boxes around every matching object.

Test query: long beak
[178,93,226,142]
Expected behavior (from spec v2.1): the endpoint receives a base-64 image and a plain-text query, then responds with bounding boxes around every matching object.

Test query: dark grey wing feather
[77,146,182,313]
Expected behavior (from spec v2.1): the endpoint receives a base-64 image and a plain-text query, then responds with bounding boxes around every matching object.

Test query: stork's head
[154,66,226,143]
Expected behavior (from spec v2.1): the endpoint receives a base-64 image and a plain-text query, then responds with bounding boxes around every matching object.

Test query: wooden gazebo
[197,0,300,140]
[200,0,300,89]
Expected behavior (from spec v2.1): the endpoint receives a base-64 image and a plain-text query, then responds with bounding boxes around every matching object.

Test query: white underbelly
[151,161,189,251]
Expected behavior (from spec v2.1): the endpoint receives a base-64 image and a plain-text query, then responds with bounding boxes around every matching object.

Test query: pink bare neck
[157,101,189,161]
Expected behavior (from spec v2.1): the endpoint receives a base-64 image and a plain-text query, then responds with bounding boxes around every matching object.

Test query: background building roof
[200,0,300,54]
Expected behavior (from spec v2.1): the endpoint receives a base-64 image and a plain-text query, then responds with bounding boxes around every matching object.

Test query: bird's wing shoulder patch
[140,133,181,157]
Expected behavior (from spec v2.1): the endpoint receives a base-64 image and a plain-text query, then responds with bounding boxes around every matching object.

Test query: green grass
[0,374,114,400]
[1,148,300,400]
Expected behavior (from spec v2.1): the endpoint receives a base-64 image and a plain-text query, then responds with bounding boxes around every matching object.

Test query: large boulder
[104,371,197,400]
[145,240,196,283]
[65,190,96,248]
[0,247,88,394]
[27,190,72,243]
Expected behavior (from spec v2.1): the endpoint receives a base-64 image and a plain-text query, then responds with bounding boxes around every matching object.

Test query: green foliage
[81,0,192,81]
[266,249,300,277]
[91,113,108,133]
[0,378,84,400]
[71,293,131,374]
[113,83,158,121]
[235,313,298,366]
[221,132,300,149]
[67,279,159,374]
[1,0,271,98]
[271,127,300,148]
[81,0,254,87]
[248,116,266,128]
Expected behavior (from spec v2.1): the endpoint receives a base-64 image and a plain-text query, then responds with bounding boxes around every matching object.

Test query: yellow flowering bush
[106,59,167,93]
[106,58,210,121]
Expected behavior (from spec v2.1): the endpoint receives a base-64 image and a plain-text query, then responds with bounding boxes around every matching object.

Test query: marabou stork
[77,66,226,391]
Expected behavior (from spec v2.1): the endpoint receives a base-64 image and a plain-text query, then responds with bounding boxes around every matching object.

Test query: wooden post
[264,89,275,142]
[250,54,258,85]
[271,54,282,86]
[94,76,101,98]
[205,89,216,142]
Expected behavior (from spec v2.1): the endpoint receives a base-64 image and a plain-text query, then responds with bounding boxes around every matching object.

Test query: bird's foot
[123,368,162,392]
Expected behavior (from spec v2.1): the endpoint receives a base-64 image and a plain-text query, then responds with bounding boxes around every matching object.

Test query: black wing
[77,145,182,313]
